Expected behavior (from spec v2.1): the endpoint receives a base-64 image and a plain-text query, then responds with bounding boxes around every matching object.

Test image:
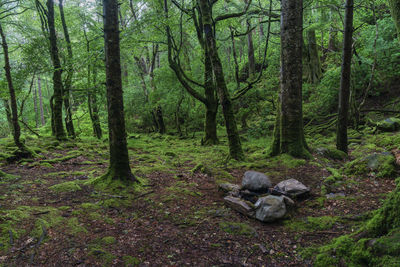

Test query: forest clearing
[1,0,400,266]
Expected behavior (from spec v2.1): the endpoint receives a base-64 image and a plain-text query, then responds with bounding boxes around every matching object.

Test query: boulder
[219,183,241,194]
[242,171,272,192]
[345,152,395,178]
[224,196,255,217]
[376,117,400,132]
[273,178,310,198]
[254,195,286,222]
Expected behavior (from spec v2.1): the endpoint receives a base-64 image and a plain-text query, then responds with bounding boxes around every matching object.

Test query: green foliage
[219,221,257,236]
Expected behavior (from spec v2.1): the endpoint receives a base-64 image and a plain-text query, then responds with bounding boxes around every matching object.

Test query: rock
[282,195,295,206]
[218,183,241,193]
[345,152,395,178]
[242,171,272,192]
[254,195,286,222]
[224,196,256,217]
[326,192,346,199]
[376,117,400,132]
[316,147,347,160]
[273,178,310,198]
[391,149,400,166]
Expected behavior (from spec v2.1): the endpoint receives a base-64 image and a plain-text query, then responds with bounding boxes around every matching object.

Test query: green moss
[88,246,116,265]
[219,221,257,236]
[49,181,82,193]
[101,236,117,245]
[345,153,395,178]
[0,170,19,181]
[67,217,87,235]
[81,202,101,211]
[123,255,141,266]
[269,154,307,169]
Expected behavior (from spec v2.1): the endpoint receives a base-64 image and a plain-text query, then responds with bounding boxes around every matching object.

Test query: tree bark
[244,0,255,77]
[0,21,23,150]
[47,0,66,140]
[102,0,136,184]
[305,29,322,84]
[2,99,12,131]
[59,0,75,138]
[336,0,354,153]
[37,76,45,126]
[33,81,38,128]
[389,0,400,39]
[270,0,309,158]
[199,0,244,160]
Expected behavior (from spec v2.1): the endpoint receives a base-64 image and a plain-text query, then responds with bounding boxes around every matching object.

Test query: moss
[269,154,307,169]
[81,202,101,211]
[49,181,82,193]
[67,217,87,235]
[123,255,141,266]
[101,236,117,245]
[219,221,257,236]
[345,153,395,178]
[88,246,116,265]
[41,154,80,164]
[0,170,19,181]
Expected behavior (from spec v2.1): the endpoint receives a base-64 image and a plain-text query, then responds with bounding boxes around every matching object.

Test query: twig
[132,191,154,200]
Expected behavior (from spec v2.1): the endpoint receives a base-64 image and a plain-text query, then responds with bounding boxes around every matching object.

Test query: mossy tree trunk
[199,0,244,160]
[2,99,13,132]
[164,0,219,145]
[336,0,354,154]
[0,21,25,151]
[244,0,255,77]
[38,76,45,126]
[305,29,322,84]
[59,0,75,138]
[270,0,309,158]
[47,0,66,141]
[203,49,219,145]
[389,0,400,39]
[102,0,136,184]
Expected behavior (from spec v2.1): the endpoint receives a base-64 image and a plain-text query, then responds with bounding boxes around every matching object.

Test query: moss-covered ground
[0,128,398,266]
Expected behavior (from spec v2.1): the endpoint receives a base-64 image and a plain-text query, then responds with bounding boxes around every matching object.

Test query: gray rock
[376,117,400,132]
[224,196,255,217]
[219,183,241,193]
[242,171,272,192]
[282,195,295,206]
[254,195,286,222]
[273,178,310,198]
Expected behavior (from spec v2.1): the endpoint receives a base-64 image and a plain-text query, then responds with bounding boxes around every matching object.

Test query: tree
[35,0,66,140]
[59,0,75,138]
[389,0,400,38]
[0,21,31,157]
[198,0,244,160]
[336,0,354,153]
[101,0,136,184]
[270,0,309,158]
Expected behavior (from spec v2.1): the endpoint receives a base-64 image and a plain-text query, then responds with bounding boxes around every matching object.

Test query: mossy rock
[49,181,82,193]
[316,147,348,160]
[376,118,400,132]
[345,152,395,178]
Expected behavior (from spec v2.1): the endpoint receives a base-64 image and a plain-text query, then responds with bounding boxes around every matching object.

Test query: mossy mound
[345,152,396,178]
[49,181,82,192]
[313,178,400,266]
[219,221,257,236]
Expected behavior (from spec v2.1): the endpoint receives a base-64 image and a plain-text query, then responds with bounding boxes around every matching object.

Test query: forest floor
[0,128,399,266]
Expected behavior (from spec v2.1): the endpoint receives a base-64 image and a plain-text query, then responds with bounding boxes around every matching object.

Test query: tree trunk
[199,0,244,160]
[88,67,102,139]
[33,81,38,128]
[37,76,45,126]
[389,0,400,39]
[244,0,256,77]
[0,22,22,149]
[2,99,12,131]
[306,29,322,84]
[59,0,75,138]
[155,105,166,134]
[47,0,66,140]
[102,0,136,184]
[203,49,219,145]
[336,0,354,153]
[270,0,309,158]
